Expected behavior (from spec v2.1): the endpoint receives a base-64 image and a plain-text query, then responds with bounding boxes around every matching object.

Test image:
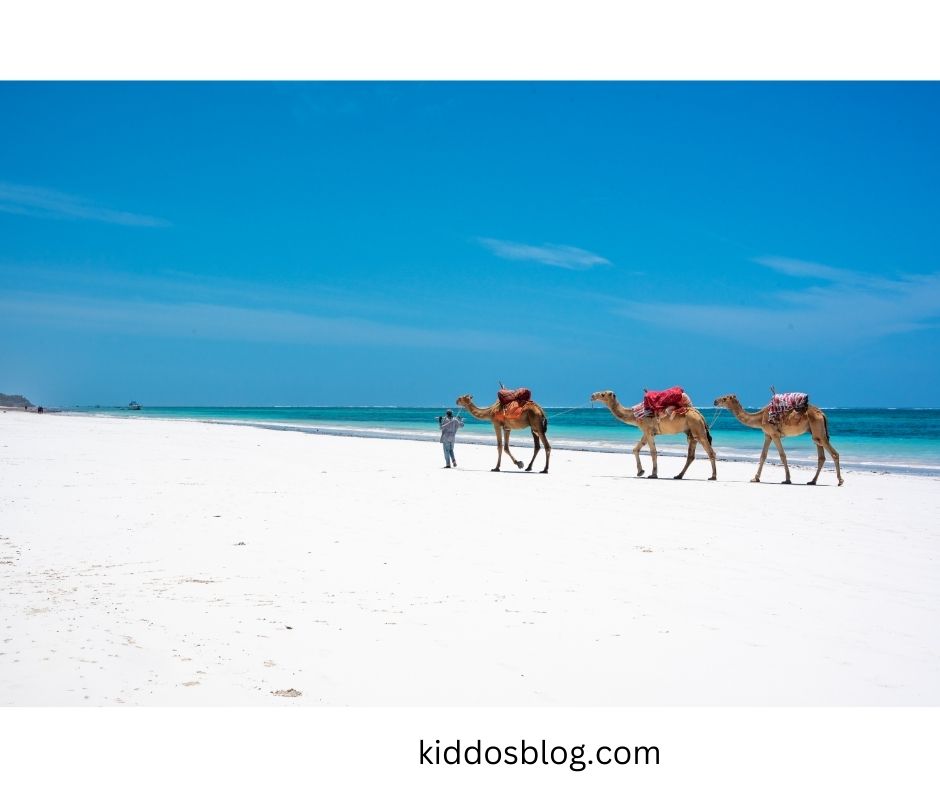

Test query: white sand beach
[1,410,938,706]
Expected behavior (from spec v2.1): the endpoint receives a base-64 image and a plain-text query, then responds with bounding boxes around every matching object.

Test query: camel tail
[705,424,713,447]
[541,415,548,435]
[822,411,830,441]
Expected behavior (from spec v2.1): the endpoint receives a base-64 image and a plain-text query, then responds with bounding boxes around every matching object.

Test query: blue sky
[1,82,938,407]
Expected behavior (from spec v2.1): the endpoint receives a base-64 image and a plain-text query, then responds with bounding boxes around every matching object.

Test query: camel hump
[498,387,532,406]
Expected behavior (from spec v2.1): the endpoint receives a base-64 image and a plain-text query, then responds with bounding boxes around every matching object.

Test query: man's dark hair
[446,410,453,417]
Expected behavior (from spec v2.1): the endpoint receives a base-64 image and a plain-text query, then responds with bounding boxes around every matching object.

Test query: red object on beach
[498,387,532,406]
[643,386,685,413]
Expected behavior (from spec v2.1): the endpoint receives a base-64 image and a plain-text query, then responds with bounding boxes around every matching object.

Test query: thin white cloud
[478,237,612,270]
[754,255,884,287]
[755,256,855,281]
[616,258,940,346]
[0,182,169,227]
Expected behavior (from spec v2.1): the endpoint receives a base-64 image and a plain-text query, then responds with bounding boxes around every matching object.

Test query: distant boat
[128,401,142,410]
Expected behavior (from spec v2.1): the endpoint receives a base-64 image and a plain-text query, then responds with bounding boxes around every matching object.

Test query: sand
[1,409,938,705]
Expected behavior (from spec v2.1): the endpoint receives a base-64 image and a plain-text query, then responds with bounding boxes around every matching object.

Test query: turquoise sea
[70,404,940,477]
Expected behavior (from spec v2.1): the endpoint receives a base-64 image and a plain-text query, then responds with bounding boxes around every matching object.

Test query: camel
[455,394,551,473]
[713,394,843,486]
[590,390,717,480]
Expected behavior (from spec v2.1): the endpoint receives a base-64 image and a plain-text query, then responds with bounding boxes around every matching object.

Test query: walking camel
[590,390,717,480]
[455,394,551,473]
[713,394,843,486]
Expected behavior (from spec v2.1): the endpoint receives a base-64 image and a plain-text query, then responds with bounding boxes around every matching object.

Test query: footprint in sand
[272,688,302,698]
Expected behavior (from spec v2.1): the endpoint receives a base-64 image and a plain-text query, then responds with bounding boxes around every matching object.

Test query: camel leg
[773,437,792,484]
[824,439,843,486]
[753,435,772,482]
[502,429,524,469]
[632,436,647,476]
[648,436,659,479]
[699,429,718,481]
[674,438,696,479]
[492,424,503,471]
[807,441,825,485]
[525,431,540,472]
[810,412,843,486]
[539,430,551,473]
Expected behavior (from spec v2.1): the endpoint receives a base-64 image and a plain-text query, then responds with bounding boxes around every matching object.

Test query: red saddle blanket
[498,387,532,406]
[643,386,689,414]
[497,401,530,422]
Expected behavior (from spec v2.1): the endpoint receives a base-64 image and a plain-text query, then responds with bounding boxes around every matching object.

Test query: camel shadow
[593,474,816,485]
[594,473,720,482]
[455,468,545,475]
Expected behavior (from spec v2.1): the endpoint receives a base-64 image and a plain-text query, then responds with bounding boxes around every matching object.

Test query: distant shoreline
[0,405,56,414]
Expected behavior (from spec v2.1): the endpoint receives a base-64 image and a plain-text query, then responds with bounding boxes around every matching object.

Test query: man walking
[438,409,464,468]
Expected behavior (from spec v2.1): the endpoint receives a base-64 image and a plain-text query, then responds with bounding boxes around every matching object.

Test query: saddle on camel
[767,390,809,424]
[632,385,693,421]
[496,387,533,422]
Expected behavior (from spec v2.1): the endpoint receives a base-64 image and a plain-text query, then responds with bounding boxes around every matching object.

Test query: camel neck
[463,400,496,420]
[726,399,764,428]
[606,397,638,425]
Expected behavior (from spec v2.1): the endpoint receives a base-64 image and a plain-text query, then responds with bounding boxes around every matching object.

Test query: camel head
[455,394,473,407]
[590,390,616,405]
[713,394,739,408]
